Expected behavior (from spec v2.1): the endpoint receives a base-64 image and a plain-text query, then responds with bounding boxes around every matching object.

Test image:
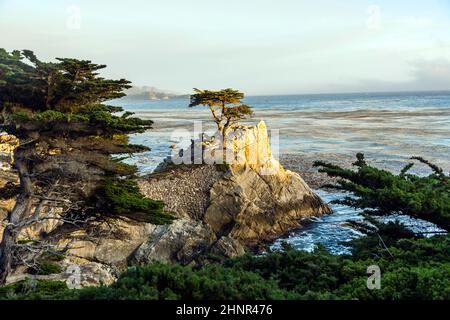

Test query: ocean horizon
[111,90,450,175]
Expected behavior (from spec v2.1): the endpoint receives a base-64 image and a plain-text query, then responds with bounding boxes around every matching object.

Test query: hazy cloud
[1,0,449,94]
[410,59,450,90]
[323,59,450,93]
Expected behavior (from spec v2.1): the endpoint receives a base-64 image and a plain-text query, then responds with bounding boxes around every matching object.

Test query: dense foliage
[0,49,128,112]
[1,231,449,300]
[95,178,174,224]
[230,235,450,299]
[0,154,448,300]
[314,153,450,231]
[0,49,173,221]
[0,49,173,284]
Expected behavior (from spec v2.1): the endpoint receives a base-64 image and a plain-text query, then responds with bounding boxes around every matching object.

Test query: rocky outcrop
[1,121,331,288]
[209,236,246,258]
[53,218,157,267]
[6,257,117,288]
[138,165,226,220]
[205,165,330,243]
[140,121,331,245]
[49,121,330,286]
[0,133,19,239]
[0,132,19,171]
[130,219,216,265]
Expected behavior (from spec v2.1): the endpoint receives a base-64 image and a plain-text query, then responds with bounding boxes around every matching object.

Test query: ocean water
[270,189,446,255]
[112,91,450,174]
[110,91,450,254]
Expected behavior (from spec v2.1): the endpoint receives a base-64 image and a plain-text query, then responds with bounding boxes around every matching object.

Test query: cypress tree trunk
[222,127,229,164]
[0,157,33,285]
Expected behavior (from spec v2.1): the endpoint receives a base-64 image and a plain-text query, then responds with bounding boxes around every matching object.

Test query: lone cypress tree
[189,88,253,155]
[0,49,173,284]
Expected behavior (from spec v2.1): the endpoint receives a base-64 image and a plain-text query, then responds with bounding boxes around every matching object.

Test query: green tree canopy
[189,88,253,138]
[313,153,450,231]
[0,48,130,113]
[0,49,173,284]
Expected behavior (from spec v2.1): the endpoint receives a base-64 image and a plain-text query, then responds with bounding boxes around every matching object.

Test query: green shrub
[314,153,450,231]
[40,251,66,262]
[31,262,62,275]
[56,263,298,300]
[0,279,68,300]
[226,234,450,300]
[95,178,174,225]
[36,110,66,121]
[12,111,30,121]
[2,234,450,300]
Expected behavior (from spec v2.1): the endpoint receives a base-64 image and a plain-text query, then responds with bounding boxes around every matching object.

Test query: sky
[1,0,449,95]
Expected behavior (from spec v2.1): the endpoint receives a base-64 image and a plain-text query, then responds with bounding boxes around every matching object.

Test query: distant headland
[123,86,189,101]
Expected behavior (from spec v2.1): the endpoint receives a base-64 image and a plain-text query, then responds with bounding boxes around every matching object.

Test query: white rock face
[229,121,280,173]
[202,121,331,243]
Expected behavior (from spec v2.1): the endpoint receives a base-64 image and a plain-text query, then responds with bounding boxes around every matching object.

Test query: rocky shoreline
[0,122,333,287]
[279,153,354,189]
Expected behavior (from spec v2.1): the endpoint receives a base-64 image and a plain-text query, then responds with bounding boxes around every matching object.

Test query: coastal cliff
[205,121,331,242]
[0,122,331,287]
[139,120,331,245]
